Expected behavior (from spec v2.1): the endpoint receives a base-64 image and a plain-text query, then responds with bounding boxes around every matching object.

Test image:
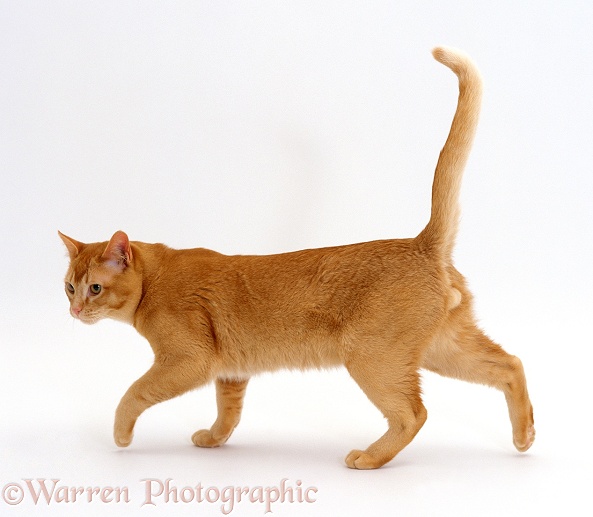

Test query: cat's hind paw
[513,424,535,452]
[345,449,384,470]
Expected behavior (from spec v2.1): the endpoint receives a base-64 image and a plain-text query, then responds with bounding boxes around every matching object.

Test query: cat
[59,47,534,469]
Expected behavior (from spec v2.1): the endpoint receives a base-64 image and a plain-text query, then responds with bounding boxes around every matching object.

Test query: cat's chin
[77,315,101,325]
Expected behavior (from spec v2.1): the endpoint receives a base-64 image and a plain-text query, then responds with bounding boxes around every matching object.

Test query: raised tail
[416,47,483,262]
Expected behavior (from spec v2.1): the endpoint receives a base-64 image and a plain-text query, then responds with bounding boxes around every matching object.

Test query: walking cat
[59,47,534,469]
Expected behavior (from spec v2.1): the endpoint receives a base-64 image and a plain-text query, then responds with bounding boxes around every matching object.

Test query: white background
[1,1,592,515]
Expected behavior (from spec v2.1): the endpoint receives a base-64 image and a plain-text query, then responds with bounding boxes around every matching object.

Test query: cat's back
[136,237,443,328]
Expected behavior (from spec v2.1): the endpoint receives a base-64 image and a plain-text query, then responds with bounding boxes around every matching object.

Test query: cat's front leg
[192,377,249,448]
[114,359,210,447]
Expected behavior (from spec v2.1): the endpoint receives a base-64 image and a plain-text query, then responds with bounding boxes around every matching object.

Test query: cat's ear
[58,231,84,260]
[102,231,133,271]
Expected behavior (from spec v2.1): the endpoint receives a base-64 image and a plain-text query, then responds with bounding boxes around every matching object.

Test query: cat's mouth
[71,310,99,325]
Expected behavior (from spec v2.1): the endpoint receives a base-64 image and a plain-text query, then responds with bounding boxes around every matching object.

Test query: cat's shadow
[95,427,529,472]
[109,437,337,463]
[105,438,419,472]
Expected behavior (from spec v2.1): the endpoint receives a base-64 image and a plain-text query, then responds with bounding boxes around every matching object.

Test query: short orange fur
[59,47,534,469]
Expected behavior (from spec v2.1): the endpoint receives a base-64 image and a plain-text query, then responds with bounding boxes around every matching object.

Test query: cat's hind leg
[344,351,427,469]
[421,313,535,452]
[192,377,249,448]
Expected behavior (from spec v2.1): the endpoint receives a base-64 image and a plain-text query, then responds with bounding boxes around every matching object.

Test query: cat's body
[60,47,534,469]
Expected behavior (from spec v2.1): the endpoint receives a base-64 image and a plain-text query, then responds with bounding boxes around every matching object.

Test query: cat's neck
[118,242,170,326]
[132,241,166,288]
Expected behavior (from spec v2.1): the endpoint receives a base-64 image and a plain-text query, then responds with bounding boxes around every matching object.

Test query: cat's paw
[513,424,535,452]
[191,429,227,448]
[345,449,383,470]
[114,429,133,448]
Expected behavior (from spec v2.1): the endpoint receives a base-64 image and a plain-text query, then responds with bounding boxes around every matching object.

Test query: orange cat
[59,47,534,469]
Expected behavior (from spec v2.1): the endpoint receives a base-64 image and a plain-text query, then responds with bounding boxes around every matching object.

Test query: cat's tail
[416,47,483,262]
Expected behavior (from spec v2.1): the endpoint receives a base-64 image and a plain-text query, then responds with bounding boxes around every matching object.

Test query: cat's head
[58,231,142,325]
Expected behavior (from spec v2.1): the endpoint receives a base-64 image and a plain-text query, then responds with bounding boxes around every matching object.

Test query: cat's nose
[72,307,82,318]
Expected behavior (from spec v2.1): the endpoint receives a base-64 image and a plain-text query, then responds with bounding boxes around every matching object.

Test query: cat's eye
[66,283,75,294]
[89,284,102,296]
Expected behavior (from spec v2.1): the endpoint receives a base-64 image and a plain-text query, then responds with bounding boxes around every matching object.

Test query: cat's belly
[215,337,345,378]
